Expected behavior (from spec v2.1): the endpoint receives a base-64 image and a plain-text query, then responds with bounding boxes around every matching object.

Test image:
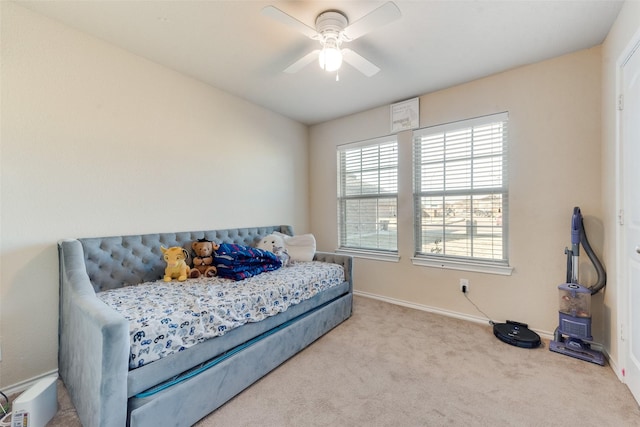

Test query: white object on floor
[11,376,57,427]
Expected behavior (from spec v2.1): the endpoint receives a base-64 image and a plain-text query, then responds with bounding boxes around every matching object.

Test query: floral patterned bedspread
[97,261,345,369]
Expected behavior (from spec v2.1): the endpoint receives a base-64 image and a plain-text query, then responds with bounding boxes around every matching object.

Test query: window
[413,112,510,273]
[337,136,398,254]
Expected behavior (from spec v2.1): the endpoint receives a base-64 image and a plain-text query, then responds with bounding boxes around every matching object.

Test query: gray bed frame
[58,225,353,427]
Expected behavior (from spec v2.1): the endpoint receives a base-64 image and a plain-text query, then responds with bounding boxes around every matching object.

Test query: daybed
[58,225,353,427]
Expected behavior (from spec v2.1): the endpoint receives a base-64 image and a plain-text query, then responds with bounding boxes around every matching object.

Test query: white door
[623,41,640,404]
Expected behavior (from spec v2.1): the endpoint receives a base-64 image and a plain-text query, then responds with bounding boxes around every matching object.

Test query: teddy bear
[189,238,220,278]
[257,233,291,267]
[160,246,190,282]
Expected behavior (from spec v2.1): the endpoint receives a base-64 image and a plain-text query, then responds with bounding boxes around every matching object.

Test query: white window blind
[413,112,508,265]
[338,136,398,252]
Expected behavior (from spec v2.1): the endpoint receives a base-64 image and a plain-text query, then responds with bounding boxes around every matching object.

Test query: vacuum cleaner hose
[578,216,607,295]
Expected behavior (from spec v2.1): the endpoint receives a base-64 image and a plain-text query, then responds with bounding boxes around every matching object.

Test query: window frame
[336,135,399,261]
[411,112,513,275]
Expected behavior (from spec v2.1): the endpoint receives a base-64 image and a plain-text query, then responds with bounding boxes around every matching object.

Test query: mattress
[97,261,345,368]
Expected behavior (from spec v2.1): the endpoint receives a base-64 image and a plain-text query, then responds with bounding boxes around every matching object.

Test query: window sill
[411,256,513,276]
[336,248,400,263]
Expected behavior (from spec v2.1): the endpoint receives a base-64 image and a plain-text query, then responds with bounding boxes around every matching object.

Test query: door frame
[617,28,640,392]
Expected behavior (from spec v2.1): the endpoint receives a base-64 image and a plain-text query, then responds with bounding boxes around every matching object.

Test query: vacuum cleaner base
[549,337,605,366]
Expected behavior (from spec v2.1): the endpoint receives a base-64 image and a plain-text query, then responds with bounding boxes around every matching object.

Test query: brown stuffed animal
[189,238,219,278]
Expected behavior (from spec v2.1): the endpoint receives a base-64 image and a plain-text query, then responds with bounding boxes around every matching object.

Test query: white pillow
[273,232,316,262]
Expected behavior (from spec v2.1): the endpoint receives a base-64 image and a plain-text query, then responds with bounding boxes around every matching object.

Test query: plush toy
[189,238,219,278]
[257,234,291,267]
[160,246,190,282]
[270,232,317,262]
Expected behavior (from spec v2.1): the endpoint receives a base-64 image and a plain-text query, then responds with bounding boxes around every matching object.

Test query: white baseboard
[354,290,556,340]
[2,369,58,397]
[608,351,622,381]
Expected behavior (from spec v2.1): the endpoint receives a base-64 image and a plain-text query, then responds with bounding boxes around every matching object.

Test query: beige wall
[310,48,603,339]
[0,3,308,389]
[601,0,640,377]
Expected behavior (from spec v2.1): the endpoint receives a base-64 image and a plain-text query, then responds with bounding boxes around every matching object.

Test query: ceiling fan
[261,2,401,78]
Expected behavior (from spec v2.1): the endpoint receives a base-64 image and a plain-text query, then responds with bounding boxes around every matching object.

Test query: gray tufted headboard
[80,225,294,292]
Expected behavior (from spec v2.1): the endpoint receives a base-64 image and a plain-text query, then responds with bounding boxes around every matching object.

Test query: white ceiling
[16,0,624,125]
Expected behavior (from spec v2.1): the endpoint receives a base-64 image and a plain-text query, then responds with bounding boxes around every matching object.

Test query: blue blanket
[214,243,282,280]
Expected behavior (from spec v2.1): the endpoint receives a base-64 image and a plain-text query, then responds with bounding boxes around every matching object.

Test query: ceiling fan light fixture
[319,45,342,72]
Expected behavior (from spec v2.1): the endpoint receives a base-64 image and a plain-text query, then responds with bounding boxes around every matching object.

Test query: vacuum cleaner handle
[568,207,582,284]
[571,207,581,253]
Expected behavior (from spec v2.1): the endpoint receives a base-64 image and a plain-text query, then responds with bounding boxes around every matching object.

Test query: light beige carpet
[45,295,640,426]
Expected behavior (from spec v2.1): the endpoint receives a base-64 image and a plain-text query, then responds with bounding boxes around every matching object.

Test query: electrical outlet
[459,278,469,293]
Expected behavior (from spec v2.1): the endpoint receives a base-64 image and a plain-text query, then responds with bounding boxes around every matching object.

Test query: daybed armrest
[313,251,353,292]
[58,240,130,427]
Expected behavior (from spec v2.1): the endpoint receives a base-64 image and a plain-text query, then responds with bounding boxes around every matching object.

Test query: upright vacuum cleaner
[549,207,607,365]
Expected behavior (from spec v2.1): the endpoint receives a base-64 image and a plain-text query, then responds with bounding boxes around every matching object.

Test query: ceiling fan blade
[284,50,320,74]
[261,6,318,39]
[343,1,401,41]
[341,49,380,77]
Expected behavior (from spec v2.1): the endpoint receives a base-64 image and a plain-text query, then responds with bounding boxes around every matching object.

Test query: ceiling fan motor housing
[315,11,348,39]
